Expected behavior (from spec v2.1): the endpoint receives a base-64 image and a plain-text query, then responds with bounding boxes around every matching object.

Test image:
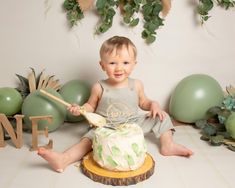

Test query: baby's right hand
[67,104,81,116]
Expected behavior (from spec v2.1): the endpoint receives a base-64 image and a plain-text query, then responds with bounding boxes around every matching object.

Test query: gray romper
[83,78,174,140]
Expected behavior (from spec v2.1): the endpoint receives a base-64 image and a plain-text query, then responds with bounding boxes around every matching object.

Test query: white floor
[1,122,235,188]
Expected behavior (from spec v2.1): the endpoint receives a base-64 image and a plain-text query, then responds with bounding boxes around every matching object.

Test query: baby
[38,36,193,172]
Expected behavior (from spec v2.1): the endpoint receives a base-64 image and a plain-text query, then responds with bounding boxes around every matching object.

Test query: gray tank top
[95,78,139,127]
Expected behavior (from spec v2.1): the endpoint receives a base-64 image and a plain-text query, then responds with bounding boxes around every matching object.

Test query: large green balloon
[22,88,66,132]
[225,113,235,139]
[59,80,91,122]
[169,74,224,123]
[0,87,23,116]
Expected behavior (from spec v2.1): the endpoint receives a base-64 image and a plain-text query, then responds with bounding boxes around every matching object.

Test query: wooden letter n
[0,113,24,148]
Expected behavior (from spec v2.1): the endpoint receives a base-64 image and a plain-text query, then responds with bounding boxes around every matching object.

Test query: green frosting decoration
[124,154,135,166]
[132,143,139,156]
[107,156,118,167]
[111,146,121,156]
[97,145,102,159]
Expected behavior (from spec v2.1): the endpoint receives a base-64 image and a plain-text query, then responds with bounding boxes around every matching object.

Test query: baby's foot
[160,143,193,157]
[37,148,68,173]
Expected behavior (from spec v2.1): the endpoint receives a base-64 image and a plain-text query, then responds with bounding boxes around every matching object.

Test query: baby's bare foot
[37,148,69,172]
[160,143,193,157]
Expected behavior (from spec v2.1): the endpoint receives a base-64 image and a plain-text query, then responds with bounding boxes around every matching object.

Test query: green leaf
[123,16,131,24]
[227,144,235,152]
[96,0,107,9]
[146,35,156,44]
[141,30,150,39]
[15,74,30,98]
[142,3,153,16]
[202,124,217,136]
[217,131,231,139]
[207,106,222,116]
[200,134,210,141]
[130,18,139,27]
[195,119,207,129]
[210,135,224,146]
[63,0,77,10]
[97,23,111,33]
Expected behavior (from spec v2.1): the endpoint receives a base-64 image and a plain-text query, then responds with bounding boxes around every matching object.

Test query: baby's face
[100,46,136,85]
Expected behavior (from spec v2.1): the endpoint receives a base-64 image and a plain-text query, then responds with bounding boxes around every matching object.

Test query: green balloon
[169,74,224,123]
[59,80,91,122]
[225,113,235,139]
[22,88,66,132]
[0,87,23,116]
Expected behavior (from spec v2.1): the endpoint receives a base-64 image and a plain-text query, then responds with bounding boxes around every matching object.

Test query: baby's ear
[99,61,105,70]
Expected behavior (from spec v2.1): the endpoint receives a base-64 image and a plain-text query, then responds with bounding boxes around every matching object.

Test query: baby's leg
[139,113,193,157]
[160,130,193,157]
[38,137,92,172]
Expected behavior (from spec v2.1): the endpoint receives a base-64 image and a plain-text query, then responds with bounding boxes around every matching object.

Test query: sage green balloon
[225,113,235,139]
[169,74,224,123]
[22,88,66,132]
[59,80,91,122]
[0,87,23,116]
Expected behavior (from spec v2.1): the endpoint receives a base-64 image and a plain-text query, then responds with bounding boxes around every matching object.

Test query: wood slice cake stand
[81,152,155,186]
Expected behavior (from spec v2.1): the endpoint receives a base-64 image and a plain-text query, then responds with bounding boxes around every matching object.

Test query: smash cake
[92,123,147,171]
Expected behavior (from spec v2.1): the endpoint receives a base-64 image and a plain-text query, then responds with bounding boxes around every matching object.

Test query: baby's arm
[136,80,166,121]
[67,82,102,116]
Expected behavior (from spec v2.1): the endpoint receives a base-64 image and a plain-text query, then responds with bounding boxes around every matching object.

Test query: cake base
[81,152,155,186]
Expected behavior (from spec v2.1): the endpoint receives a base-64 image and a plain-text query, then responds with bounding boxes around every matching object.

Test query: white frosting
[92,123,147,171]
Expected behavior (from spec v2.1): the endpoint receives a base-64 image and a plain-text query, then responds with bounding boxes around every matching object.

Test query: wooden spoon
[39,89,106,127]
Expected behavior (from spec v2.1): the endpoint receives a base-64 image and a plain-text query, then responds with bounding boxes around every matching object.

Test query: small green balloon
[0,87,23,116]
[225,113,235,139]
[169,74,224,123]
[59,80,91,122]
[22,88,66,132]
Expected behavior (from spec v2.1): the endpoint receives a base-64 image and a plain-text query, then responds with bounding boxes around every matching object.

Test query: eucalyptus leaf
[195,119,207,129]
[207,106,222,116]
[210,135,224,146]
[200,134,210,141]
[146,35,156,44]
[202,124,217,136]
[130,18,139,27]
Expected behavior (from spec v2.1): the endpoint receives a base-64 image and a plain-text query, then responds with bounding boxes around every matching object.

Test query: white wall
[0,0,235,109]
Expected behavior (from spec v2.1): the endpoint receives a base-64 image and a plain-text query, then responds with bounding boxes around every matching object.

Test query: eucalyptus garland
[63,0,235,43]
[197,0,235,24]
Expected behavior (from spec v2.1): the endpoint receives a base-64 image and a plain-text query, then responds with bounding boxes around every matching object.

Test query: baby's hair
[100,36,137,59]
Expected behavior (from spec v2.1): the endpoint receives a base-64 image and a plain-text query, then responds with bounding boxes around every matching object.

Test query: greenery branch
[197,0,235,24]
[195,85,235,151]
[63,0,84,27]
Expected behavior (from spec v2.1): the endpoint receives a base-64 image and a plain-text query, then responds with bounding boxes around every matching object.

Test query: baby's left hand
[146,102,167,121]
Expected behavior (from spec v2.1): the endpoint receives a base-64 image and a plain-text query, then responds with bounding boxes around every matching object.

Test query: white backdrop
[0,0,235,109]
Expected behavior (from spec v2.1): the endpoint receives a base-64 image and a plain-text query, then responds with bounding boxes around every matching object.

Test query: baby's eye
[109,62,116,65]
[123,61,129,65]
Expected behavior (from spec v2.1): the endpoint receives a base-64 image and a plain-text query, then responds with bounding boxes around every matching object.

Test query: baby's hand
[67,104,81,116]
[147,102,167,121]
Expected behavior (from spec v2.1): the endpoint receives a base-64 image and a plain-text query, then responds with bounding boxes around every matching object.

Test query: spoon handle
[40,89,71,107]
